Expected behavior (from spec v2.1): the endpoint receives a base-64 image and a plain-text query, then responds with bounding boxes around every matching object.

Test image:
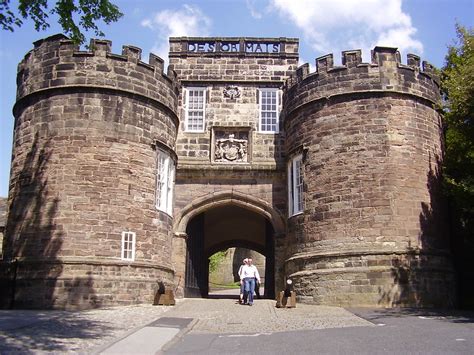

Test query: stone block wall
[287,251,455,307]
[2,34,179,309]
[11,260,173,309]
[169,38,298,295]
[282,47,455,307]
[169,37,298,168]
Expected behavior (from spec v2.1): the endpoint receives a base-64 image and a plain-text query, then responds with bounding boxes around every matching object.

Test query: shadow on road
[207,287,266,301]
[0,311,116,353]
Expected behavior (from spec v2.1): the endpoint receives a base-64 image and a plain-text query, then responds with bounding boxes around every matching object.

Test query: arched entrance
[173,191,284,299]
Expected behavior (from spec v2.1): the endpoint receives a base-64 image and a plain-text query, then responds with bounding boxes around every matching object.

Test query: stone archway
[174,190,285,236]
[172,190,285,298]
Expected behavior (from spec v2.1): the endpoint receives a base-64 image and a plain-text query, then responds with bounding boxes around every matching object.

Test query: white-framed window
[288,154,303,216]
[259,88,279,133]
[121,231,136,261]
[185,87,206,132]
[156,149,175,215]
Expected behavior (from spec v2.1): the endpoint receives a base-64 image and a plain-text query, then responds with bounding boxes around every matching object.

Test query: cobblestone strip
[159,299,373,334]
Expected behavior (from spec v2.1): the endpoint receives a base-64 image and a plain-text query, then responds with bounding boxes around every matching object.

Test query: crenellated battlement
[16,34,180,113]
[288,47,438,83]
[283,46,440,115]
[25,34,175,78]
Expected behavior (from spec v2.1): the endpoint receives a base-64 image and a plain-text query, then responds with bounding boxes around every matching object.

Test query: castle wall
[283,48,455,307]
[3,34,179,309]
[2,34,457,309]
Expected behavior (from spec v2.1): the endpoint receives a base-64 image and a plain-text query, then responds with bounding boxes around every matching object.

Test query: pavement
[0,289,473,354]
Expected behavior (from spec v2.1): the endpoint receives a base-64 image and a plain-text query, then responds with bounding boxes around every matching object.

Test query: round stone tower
[3,34,179,309]
[283,47,455,307]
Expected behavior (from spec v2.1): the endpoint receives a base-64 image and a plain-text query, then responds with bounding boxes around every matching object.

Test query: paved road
[166,307,474,355]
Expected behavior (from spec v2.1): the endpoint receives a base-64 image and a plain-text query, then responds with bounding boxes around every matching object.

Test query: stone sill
[289,264,455,278]
[177,161,283,171]
[285,248,452,264]
[8,257,174,273]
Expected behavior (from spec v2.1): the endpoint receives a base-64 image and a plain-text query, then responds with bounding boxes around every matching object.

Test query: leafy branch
[1,0,123,44]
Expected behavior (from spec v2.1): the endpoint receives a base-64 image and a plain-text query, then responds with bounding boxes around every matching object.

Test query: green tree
[0,0,123,44]
[441,24,474,308]
[208,250,227,274]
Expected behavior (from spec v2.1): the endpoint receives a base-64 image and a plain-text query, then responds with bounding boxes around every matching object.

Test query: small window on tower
[288,154,303,216]
[156,149,175,215]
[121,231,136,261]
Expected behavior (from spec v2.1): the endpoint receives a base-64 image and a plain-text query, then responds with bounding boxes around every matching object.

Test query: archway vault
[206,240,266,258]
[173,190,283,299]
[173,190,286,237]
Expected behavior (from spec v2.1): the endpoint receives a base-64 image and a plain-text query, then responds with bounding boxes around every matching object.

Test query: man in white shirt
[240,258,261,306]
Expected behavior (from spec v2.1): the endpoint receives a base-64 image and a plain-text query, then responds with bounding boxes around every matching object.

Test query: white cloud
[270,0,423,63]
[246,0,263,19]
[141,4,212,66]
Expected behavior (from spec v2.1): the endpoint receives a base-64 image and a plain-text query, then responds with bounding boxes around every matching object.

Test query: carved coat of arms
[223,86,241,99]
[215,134,247,162]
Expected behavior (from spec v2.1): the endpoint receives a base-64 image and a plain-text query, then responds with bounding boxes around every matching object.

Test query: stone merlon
[15,34,180,119]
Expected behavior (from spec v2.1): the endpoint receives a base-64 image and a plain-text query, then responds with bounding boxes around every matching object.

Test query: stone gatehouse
[0,34,455,309]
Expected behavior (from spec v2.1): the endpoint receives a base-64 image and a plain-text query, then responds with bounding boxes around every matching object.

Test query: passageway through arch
[184,204,275,299]
[207,247,266,300]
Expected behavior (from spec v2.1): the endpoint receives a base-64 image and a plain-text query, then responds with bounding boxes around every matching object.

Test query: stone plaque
[213,129,249,163]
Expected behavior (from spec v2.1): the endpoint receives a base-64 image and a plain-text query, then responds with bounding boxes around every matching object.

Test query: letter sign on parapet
[188,41,280,53]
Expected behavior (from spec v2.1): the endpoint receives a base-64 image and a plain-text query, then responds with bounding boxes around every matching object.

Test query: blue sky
[0,0,473,198]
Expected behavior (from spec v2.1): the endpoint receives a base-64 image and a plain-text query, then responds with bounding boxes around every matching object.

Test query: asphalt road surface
[165,307,474,354]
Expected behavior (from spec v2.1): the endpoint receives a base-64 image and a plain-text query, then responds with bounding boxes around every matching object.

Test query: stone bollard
[153,282,176,306]
[276,279,296,308]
